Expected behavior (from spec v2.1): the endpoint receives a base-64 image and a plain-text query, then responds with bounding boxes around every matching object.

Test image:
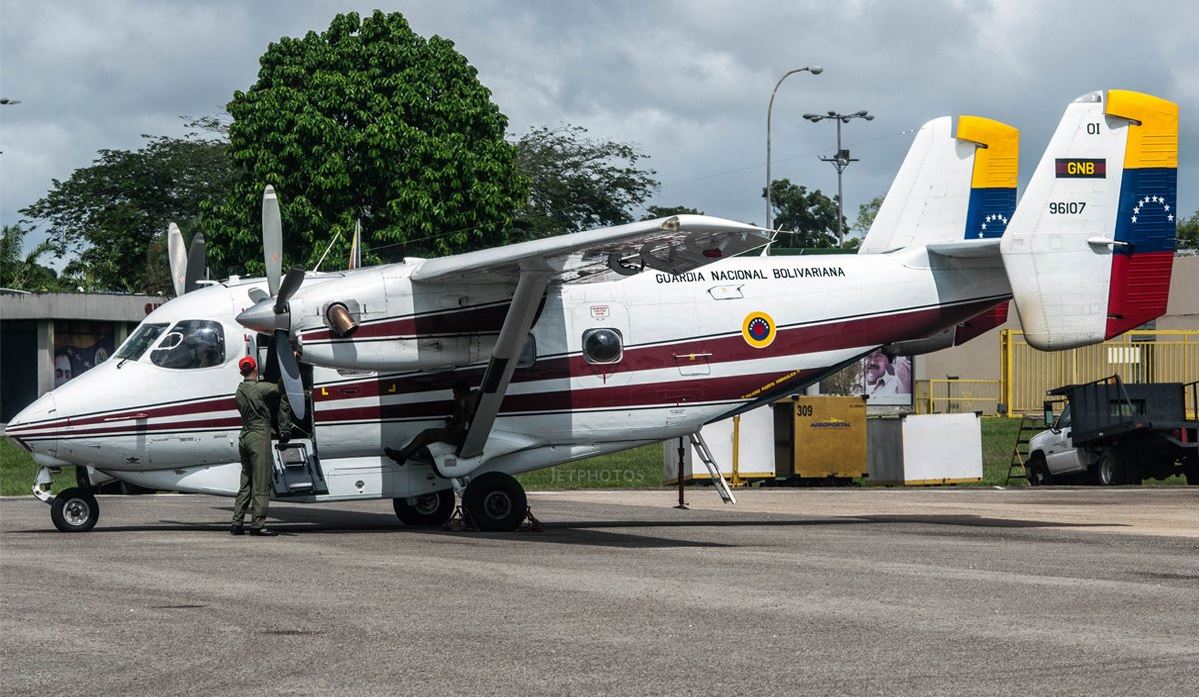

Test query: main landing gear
[397,472,530,532]
[35,466,101,533]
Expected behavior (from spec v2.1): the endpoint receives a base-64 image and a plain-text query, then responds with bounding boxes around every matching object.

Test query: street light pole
[804,110,873,245]
[766,66,822,232]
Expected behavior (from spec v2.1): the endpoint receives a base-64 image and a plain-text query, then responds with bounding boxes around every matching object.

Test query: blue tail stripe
[963,187,1017,240]
[1113,167,1177,254]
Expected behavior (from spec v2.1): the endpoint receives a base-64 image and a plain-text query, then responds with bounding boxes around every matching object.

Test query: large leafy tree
[512,125,658,240]
[0,224,61,291]
[19,119,232,293]
[209,10,527,272]
[762,179,843,248]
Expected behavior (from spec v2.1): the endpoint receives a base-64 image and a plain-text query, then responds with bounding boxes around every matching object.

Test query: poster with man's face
[819,348,914,406]
[54,320,114,387]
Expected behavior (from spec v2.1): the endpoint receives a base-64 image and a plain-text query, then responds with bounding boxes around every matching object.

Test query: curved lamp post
[766,66,822,232]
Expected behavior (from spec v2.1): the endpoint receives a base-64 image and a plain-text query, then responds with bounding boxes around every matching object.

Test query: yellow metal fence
[915,379,1001,415]
[914,330,1199,417]
[1000,329,1199,417]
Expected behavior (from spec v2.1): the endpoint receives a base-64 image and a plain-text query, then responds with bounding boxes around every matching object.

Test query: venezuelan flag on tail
[1001,90,1178,350]
[860,115,1018,253]
[1103,90,1178,338]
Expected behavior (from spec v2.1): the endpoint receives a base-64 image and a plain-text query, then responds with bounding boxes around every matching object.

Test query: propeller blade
[262,185,282,297]
[274,329,306,421]
[184,231,206,293]
[274,265,305,315]
[167,223,187,297]
[247,287,269,304]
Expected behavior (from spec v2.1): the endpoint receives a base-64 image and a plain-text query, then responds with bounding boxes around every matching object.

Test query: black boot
[249,527,279,537]
[230,524,245,536]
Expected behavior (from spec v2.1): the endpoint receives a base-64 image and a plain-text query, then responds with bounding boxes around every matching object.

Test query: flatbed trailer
[1039,375,1198,485]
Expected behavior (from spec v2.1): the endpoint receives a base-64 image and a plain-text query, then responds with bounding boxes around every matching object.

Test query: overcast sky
[2,0,1196,259]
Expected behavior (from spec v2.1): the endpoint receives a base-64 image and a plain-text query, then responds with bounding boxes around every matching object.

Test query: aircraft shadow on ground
[7,503,1125,549]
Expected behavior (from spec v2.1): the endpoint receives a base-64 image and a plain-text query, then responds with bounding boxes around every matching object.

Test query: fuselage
[5,248,1010,497]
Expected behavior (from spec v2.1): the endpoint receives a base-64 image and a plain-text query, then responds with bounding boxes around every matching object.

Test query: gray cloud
[3,0,1196,258]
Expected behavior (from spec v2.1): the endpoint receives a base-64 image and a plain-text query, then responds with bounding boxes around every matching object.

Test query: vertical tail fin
[1001,90,1178,350]
[859,115,1018,252]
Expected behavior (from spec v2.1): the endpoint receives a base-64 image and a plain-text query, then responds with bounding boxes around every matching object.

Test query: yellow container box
[773,396,868,480]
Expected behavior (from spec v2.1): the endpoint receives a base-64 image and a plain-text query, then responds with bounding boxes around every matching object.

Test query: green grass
[1,437,76,497]
[2,417,1186,495]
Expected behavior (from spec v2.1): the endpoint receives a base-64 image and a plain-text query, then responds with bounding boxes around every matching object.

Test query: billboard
[54,320,115,387]
[819,348,914,407]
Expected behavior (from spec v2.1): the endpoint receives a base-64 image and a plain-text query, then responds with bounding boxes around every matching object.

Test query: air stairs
[1004,415,1042,486]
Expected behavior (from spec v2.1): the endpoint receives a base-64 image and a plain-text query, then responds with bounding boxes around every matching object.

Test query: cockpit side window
[150,320,226,369]
[115,323,169,361]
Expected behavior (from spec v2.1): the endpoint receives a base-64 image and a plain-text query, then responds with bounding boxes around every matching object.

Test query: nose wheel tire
[462,472,527,532]
[393,489,456,527]
[51,487,100,532]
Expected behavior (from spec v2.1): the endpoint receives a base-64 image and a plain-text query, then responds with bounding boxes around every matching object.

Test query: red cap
[238,356,257,375]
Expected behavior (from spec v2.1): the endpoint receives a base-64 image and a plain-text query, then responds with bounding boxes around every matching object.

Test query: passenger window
[518,335,537,368]
[150,320,226,369]
[582,328,623,365]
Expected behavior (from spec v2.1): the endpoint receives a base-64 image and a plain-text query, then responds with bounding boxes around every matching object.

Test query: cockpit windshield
[149,320,226,370]
[115,323,169,361]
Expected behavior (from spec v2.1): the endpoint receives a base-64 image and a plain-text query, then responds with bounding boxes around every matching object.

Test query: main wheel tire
[51,487,99,532]
[1026,454,1052,487]
[1094,449,1124,486]
[462,472,527,532]
[393,489,456,527]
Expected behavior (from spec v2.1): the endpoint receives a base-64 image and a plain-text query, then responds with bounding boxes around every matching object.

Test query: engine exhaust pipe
[324,302,359,338]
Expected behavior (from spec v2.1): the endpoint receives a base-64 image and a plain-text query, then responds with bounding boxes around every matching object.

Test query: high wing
[411,214,771,460]
[411,214,770,285]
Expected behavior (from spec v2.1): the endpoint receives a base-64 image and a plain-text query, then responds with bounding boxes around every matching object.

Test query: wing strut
[458,263,553,459]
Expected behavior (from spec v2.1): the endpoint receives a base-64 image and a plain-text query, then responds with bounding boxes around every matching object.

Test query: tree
[513,125,659,240]
[20,120,233,294]
[208,10,527,273]
[852,195,883,236]
[0,224,61,291]
[762,179,843,248]
[1177,208,1199,250]
[640,205,703,221]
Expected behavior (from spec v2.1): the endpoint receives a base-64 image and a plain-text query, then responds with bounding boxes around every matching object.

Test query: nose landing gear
[37,466,101,532]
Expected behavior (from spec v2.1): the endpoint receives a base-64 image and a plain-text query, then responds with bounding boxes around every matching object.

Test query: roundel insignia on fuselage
[742,311,776,349]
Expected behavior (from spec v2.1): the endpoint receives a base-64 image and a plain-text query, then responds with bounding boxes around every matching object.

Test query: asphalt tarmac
[2,488,1197,697]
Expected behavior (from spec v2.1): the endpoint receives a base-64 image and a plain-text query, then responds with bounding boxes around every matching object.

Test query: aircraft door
[256,334,327,495]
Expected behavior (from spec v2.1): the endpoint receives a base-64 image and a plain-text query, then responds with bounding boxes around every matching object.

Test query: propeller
[184,231,206,293]
[236,185,307,421]
[262,184,282,297]
[167,223,187,297]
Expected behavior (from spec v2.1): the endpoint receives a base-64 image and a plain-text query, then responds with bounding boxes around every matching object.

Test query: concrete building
[0,291,164,421]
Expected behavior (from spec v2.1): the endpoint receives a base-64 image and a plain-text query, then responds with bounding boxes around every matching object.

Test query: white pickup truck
[1025,378,1199,486]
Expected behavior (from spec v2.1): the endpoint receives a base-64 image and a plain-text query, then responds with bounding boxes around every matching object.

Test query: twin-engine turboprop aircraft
[5,89,1179,532]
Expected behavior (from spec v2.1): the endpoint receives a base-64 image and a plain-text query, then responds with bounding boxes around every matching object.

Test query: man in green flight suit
[230,355,293,536]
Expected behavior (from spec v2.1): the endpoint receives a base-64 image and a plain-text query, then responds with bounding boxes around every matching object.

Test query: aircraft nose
[4,392,58,453]
[7,392,56,430]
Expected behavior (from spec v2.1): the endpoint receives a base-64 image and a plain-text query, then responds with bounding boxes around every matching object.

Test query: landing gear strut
[49,467,100,533]
[461,472,527,532]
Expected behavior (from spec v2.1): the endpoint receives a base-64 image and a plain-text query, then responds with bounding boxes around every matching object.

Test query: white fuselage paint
[5,251,1010,501]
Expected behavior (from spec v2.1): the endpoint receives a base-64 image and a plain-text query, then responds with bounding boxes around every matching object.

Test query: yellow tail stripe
[957,115,1019,189]
[1106,89,1178,169]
